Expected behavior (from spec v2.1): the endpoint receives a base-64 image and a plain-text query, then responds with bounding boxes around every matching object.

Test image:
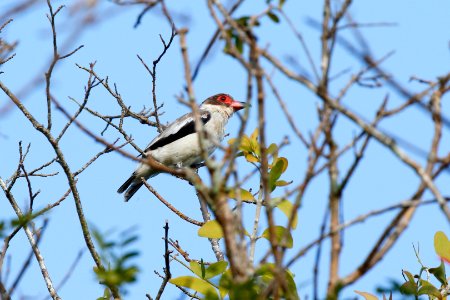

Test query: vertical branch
[325,111,341,297]
[318,1,353,297]
[137,5,177,133]
[0,280,9,300]
[45,1,56,130]
[249,187,264,264]
[190,0,244,82]
[200,190,249,282]
[319,0,331,90]
[313,207,329,300]
[43,0,83,131]
[197,194,224,261]
[177,26,225,262]
[0,226,21,279]
[177,28,204,160]
[0,179,60,300]
[178,28,195,101]
[426,83,443,175]
[249,30,286,298]
[8,220,48,298]
[44,0,62,131]
[0,71,119,300]
[155,221,171,300]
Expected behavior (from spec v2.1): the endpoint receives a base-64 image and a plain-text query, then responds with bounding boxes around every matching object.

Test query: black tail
[117,173,135,194]
[123,181,144,202]
[118,172,158,201]
[117,173,146,201]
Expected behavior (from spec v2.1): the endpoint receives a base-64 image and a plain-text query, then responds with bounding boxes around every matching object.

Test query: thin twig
[155,221,171,300]
[137,14,176,132]
[142,182,204,226]
[0,179,60,300]
[8,220,49,297]
[42,250,84,300]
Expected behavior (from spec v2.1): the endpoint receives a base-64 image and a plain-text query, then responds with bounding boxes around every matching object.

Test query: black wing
[145,110,211,151]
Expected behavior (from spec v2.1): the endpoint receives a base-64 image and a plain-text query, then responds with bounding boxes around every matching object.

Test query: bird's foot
[190,162,206,169]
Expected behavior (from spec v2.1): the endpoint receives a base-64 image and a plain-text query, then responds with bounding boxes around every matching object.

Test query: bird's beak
[231,101,250,111]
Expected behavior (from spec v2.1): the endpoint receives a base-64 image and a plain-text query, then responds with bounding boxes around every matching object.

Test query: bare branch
[0,179,60,299]
[142,182,204,226]
[155,221,171,300]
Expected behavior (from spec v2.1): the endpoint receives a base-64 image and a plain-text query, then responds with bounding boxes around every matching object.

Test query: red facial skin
[215,94,245,111]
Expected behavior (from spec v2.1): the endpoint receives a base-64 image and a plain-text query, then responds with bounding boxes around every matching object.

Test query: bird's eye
[220,96,226,102]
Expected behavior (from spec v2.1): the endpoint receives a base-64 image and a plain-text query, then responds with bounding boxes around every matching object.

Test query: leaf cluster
[356,231,450,300]
[92,226,140,299]
[170,261,299,300]
[168,129,299,299]
[223,1,285,54]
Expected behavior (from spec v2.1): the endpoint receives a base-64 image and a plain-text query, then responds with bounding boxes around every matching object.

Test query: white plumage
[117,93,246,201]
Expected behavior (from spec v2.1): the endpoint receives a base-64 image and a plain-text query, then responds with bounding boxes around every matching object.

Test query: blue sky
[1,0,450,299]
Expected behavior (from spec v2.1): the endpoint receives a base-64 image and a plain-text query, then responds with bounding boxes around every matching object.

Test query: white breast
[149,106,232,168]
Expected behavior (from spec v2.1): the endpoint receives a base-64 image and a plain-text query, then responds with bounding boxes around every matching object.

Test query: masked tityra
[117,93,247,201]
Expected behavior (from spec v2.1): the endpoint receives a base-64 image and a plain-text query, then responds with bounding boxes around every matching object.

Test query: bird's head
[202,93,248,112]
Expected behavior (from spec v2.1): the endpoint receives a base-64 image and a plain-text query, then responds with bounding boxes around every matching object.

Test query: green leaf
[234,36,243,54]
[103,242,116,249]
[354,290,378,300]
[218,269,232,298]
[198,220,223,239]
[170,276,218,299]
[98,287,111,300]
[399,281,417,295]
[418,280,442,299]
[235,16,250,27]
[94,265,139,287]
[434,231,450,263]
[228,280,260,300]
[255,264,298,299]
[261,226,293,248]
[200,259,206,279]
[429,260,447,285]
[245,152,259,163]
[402,270,415,283]
[250,128,259,141]
[284,268,299,300]
[267,11,280,23]
[251,142,260,157]
[235,151,245,157]
[255,263,275,275]
[205,261,228,279]
[278,0,286,8]
[227,138,236,145]
[228,188,255,201]
[276,199,298,229]
[229,135,251,152]
[120,235,138,247]
[269,157,288,191]
[249,129,260,156]
[278,157,288,173]
[190,261,203,278]
[117,251,139,264]
[275,180,292,187]
[12,212,41,228]
[240,135,252,152]
[0,221,5,239]
[267,143,278,156]
[120,265,139,283]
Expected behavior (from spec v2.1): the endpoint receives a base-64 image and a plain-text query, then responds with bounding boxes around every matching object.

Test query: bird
[117,93,247,201]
